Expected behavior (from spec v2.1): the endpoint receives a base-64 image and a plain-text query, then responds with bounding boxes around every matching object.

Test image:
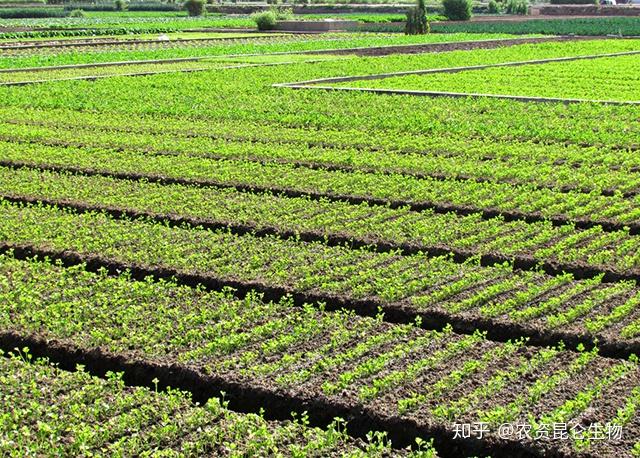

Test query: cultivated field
[0,12,639,458]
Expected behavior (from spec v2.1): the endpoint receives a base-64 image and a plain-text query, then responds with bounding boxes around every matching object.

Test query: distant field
[0,32,525,68]
[431,16,640,35]
[330,52,640,102]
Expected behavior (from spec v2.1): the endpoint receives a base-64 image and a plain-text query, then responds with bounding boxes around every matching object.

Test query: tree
[405,0,429,35]
[442,0,472,21]
[184,0,206,16]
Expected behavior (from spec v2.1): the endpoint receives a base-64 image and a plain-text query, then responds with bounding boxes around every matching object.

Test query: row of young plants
[2,104,637,173]
[0,31,271,45]
[5,165,640,277]
[1,44,636,152]
[430,16,640,36]
[0,15,256,40]
[3,113,640,197]
[0,59,233,83]
[0,32,524,69]
[0,350,422,457]
[0,54,348,84]
[0,33,322,59]
[2,200,640,349]
[0,31,276,46]
[3,138,640,231]
[340,53,640,102]
[0,254,638,457]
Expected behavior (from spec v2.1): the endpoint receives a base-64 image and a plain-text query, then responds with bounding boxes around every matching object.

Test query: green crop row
[0,8,67,20]
[4,165,640,276]
[0,16,256,40]
[2,111,640,197]
[2,200,640,346]
[430,17,640,37]
[0,60,232,84]
[0,32,283,44]
[0,54,349,84]
[339,54,640,102]
[0,350,421,457]
[1,104,636,172]
[3,138,640,230]
[1,254,638,457]
[0,20,255,39]
[0,34,319,59]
